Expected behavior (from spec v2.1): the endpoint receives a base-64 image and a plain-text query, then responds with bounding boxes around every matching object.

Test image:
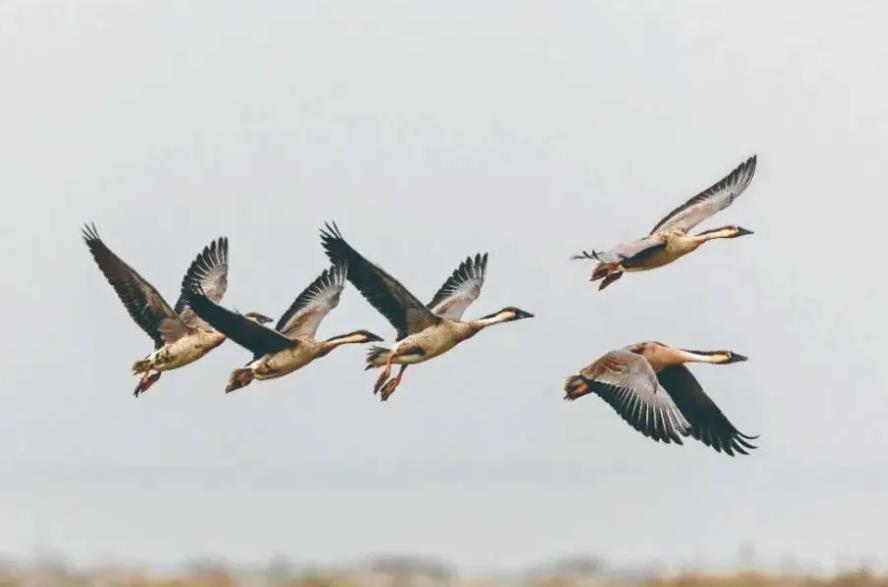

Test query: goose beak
[514,309,534,320]
[736,226,754,237]
[725,352,748,363]
[364,331,385,342]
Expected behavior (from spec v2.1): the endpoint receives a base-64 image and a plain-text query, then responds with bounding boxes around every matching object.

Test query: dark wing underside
[320,222,440,340]
[657,364,758,456]
[183,290,296,359]
[617,241,667,269]
[82,223,185,349]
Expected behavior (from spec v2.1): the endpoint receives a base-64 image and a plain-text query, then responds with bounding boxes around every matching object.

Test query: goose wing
[276,263,347,338]
[428,253,488,320]
[575,349,690,444]
[175,237,230,326]
[182,290,295,359]
[82,223,187,348]
[650,155,757,234]
[320,223,440,340]
[572,237,665,265]
[656,365,758,456]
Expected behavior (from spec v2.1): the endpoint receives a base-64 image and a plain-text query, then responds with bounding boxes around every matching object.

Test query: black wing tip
[462,252,488,273]
[203,236,229,259]
[732,154,757,183]
[476,252,489,271]
[81,222,101,244]
[319,221,350,259]
[700,431,759,456]
[319,221,344,242]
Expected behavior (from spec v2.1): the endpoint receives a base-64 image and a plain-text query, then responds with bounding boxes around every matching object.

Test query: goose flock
[83,155,758,456]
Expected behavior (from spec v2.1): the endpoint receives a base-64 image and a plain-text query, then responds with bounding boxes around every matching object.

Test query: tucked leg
[134,371,161,397]
[379,365,407,402]
[598,271,623,290]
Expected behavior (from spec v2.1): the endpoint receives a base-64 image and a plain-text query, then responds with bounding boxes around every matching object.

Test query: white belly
[391,322,471,364]
[252,347,317,380]
[151,331,225,371]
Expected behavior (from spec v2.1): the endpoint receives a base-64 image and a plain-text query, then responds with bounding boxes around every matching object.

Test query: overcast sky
[2,0,887,573]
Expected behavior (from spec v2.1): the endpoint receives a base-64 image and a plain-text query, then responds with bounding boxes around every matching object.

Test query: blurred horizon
[4,553,888,587]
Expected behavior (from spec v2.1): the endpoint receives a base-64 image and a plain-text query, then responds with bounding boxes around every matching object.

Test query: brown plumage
[82,223,241,396]
[564,341,757,456]
[573,156,757,290]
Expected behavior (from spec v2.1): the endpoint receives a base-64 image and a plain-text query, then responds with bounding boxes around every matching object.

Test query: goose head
[494,306,535,322]
[682,349,748,364]
[728,225,754,238]
[344,329,385,343]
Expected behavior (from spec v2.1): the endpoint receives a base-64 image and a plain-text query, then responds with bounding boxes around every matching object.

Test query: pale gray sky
[2,0,887,572]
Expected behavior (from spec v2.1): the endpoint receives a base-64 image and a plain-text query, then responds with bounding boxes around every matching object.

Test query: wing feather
[175,237,230,325]
[82,223,186,348]
[573,350,690,444]
[182,290,295,359]
[276,263,347,338]
[657,365,758,456]
[650,155,757,234]
[319,223,440,340]
[428,253,488,320]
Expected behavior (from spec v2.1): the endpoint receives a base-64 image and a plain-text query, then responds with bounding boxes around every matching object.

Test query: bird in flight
[320,223,533,401]
[82,224,271,396]
[573,155,757,290]
[183,262,383,393]
[564,340,757,456]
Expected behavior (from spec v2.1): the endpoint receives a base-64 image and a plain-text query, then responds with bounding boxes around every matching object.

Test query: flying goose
[320,223,533,401]
[182,263,383,392]
[573,155,757,290]
[82,224,272,396]
[563,341,757,456]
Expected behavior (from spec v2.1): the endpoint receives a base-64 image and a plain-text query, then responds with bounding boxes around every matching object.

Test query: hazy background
[2,0,887,574]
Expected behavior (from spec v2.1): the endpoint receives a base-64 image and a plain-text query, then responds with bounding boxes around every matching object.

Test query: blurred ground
[2,558,887,587]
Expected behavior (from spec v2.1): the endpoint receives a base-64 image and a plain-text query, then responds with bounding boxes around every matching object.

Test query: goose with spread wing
[320,223,533,401]
[182,263,383,393]
[563,341,757,456]
[82,224,272,396]
[573,155,757,290]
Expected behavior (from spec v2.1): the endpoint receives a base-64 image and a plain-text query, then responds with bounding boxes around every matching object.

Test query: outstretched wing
[276,263,347,338]
[82,223,187,348]
[183,290,295,359]
[657,365,758,456]
[650,155,757,234]
[575,349,690,444]
[175,237,229,325]
[428,253,488,320]
[320,222,440,340]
